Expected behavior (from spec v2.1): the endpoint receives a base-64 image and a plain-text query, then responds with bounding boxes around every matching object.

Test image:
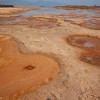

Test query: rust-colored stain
[67,35,100,52]
[66,35,100,65]
[79,19,100,30]
[19,17,60,28]
[24,65,36,70]
[64,19,100,30]
[80,51,100,66]
[0,35,59,98]
[0,16,23,25]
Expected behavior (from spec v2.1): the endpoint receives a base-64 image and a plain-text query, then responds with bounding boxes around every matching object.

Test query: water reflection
[0,7,99,30]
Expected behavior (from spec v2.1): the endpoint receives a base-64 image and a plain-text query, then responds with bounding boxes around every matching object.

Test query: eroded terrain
[0,6,100,100]
[18,16,60,28]
[66,35,100,52]
[0,35,59,99]
[66,35,100,66]
[80,51,100,66]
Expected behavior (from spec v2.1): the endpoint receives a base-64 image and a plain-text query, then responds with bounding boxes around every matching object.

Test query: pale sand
[0,7,37,15]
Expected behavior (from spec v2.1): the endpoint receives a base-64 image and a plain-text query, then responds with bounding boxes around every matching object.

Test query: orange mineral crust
[18,17,60,28]
[0,35,59,98]
[67,35,100,52]
[80,51,100,66]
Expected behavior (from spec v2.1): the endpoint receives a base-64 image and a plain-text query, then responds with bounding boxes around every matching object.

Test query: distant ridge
[54,5,100,9]
[0,4,14,7]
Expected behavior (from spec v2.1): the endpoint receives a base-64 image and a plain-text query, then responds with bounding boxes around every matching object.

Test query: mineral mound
[0,35,59,99]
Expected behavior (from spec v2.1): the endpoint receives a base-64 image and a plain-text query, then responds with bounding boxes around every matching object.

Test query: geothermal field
[0,6,100,100]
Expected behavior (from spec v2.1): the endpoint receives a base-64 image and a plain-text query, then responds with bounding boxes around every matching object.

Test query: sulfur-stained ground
[0,7,100,100]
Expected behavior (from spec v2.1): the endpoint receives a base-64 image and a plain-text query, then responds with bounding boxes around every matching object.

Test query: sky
[0,0,100,6]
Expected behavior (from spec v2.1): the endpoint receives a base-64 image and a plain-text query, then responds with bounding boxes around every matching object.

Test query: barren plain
[0,6,100,100]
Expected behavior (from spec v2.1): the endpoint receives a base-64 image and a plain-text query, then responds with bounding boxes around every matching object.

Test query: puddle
[64,10,91,19]
[20,7,67,16]
[80,52,100,66]
[0,7,99,28]
[0,35,59,98]
[67,35,100,52]
[0,7,66,25]
[63,9,100,30]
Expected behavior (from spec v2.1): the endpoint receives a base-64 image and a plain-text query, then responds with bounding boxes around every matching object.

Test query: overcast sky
[0,0,100,6]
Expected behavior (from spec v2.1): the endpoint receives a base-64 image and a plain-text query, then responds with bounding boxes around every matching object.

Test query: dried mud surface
[0,16,24,25]
[18,16,60,28]
[64,19,100,30]
[66,35,100,52]
[79,18,100,30]
[0,7,100,100]
[56,7,100,30]
[0,16,60,28]
[0,35,59,99]
[80,51,100,66]
[66,35,100,66]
